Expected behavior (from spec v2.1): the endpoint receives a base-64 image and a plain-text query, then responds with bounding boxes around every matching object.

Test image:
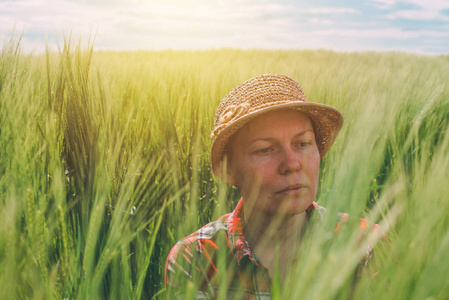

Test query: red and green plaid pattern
[165,198,385,299]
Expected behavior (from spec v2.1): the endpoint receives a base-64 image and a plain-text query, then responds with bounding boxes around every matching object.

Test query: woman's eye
[256,148,272,154]
[296,142,311,148]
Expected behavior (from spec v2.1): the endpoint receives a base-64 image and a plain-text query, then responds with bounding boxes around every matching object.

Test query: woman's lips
[276,185,305,195]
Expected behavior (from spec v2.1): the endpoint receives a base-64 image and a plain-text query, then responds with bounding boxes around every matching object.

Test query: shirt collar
[226,198,319,266]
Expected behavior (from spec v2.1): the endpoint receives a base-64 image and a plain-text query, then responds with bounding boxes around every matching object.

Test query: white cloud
[370,0,398,9]
[0,0,447,54]
[303,8,359,14]
[370,0,449,21]
[307,18,333,25]
[0,0,110,33]
[370,0,449,9]
[314,28,449,39]
[386,9,449,21]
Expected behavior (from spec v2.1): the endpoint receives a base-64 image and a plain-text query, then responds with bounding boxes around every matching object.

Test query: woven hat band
[212,98,301,139]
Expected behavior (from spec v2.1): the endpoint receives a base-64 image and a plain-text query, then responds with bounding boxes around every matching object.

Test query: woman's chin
[265,198,312,215]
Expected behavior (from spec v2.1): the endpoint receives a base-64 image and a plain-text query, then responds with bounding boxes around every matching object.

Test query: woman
[165,74,363,299]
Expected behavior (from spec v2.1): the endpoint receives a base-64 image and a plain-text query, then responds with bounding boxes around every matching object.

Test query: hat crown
[212,74,308,139]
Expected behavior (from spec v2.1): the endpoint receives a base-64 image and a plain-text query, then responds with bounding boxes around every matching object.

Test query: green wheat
[0,33,448,299]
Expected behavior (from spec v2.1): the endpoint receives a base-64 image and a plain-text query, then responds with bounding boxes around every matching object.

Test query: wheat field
[1,34,449,299]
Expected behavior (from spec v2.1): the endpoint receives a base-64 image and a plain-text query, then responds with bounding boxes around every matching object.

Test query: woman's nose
[279,148,301,175]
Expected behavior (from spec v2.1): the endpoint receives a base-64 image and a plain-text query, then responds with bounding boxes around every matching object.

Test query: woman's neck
[244,208,307,247]
[242,206,309,278]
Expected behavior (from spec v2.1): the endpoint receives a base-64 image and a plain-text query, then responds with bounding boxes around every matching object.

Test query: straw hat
[210,74,344,179]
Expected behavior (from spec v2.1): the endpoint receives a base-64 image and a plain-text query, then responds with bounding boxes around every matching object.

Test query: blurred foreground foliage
[0,34,448,299]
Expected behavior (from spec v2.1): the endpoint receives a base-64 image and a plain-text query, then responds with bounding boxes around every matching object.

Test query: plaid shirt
[165,199,384,299]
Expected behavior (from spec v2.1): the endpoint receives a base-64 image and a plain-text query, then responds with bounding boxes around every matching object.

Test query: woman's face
[226,110,320,215]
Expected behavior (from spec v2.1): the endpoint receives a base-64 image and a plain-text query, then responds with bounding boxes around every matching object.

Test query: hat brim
[211,101,344,179]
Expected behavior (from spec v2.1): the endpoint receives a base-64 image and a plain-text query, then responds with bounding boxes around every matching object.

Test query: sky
[1,0,448,54]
